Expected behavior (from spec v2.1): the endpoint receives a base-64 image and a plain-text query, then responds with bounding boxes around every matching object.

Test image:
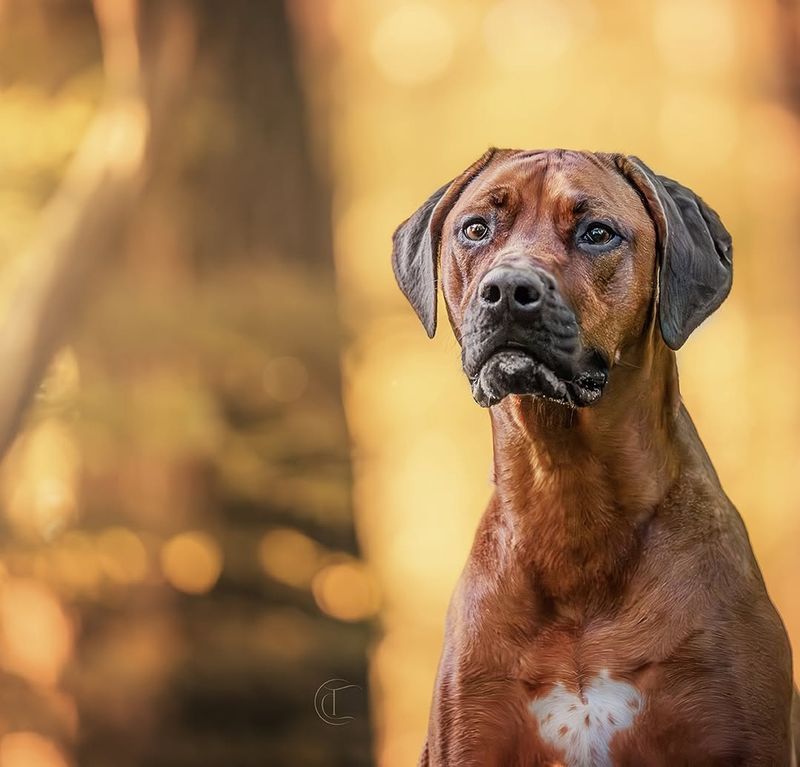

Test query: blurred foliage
[0,2,372,766]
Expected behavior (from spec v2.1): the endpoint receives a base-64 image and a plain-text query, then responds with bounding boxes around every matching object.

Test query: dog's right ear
[392,148,497,337]
[614,155,733,350]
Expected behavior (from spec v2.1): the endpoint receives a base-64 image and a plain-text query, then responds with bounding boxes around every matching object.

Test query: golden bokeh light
[96,527,149,584]
[70,97,149,181]
[658,91,739,167]
[258,527,320,588]
[39,348,81,404]
[653,0,735,77]
[741,102,800,196]
[1,419,80,541]
[370,3,455,86]
[372,626,441,767]
[0,579,73,687]
[0,732,70,767]
[0,83,92,179]
[483,0,576,70]
[311,557,380,622]
[160,531,223,595]
[49,532,102,594]
[334,197,401,305]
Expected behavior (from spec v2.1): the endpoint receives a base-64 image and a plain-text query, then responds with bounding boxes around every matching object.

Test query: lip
[469,339,568,381]
[468,344,608,408]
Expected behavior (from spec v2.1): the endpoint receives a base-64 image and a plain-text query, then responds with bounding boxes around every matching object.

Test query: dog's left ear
[392,148,497,337]
[615,156,733,350]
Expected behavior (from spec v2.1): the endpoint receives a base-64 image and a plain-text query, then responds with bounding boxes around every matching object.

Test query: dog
[391,149,799,766]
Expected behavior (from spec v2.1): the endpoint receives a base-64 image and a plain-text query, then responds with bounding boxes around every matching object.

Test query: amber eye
[582,223,617,246]
[462,219,489,241]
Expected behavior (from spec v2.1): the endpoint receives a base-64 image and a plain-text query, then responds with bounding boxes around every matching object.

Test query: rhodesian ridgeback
[391,149,799,766]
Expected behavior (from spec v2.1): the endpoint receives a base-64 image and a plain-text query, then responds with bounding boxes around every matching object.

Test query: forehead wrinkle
[572,195,605,216]
[485,154,568,235]
[506,149,550,164]
[457,156,551,219]
[557,154,644,210]
[559,191,625,220]
[456,150,631,233]
[464,185,510,210]
[546,154,644,220]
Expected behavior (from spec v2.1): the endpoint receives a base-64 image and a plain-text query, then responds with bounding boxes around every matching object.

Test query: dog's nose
[478,267,548,314]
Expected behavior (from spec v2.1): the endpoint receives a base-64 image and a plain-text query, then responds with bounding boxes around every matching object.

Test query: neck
[489,339,681,605]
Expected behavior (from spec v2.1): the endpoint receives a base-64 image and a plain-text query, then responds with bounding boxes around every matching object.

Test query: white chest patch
[528,669,643,767]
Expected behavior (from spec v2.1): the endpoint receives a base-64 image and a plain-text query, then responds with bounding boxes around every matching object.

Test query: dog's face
[392,149,732,408]
[441,151,656,407]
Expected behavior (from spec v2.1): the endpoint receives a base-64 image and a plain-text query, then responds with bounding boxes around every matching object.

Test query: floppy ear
[392,148,497,337]
[615,156,733,350]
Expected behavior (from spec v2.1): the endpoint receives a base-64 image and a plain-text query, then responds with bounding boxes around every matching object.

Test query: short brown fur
[401,150,798,766]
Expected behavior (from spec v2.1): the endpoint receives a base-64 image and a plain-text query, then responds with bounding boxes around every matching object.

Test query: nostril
[481,283,502,304]
[513,284,541,307]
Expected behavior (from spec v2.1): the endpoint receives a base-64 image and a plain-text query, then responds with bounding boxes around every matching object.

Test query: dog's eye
[462,219,489,241]
[581,223,617,246]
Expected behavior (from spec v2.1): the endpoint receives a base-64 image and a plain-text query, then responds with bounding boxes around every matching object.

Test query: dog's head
[392,149,732,408]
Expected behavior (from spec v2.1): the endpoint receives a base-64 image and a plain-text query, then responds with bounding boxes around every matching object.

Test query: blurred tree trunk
[0,1,372,766]
[0,0,148,458]
[75,3,372,767]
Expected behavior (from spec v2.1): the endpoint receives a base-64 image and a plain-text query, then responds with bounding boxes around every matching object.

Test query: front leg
[793,686,800,767]
[425,678,519,766]
[423,663,554,767]
[418,741,429,766]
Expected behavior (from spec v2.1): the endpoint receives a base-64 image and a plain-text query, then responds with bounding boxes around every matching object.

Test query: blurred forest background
[0,1,798,766]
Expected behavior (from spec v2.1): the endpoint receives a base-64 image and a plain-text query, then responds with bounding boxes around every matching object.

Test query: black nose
[478,267,549,314]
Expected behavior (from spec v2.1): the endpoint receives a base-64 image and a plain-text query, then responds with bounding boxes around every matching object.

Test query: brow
[457,188,509,215]
[571,195,606,216]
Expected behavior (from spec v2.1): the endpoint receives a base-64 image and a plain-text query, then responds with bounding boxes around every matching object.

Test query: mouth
[469,344,608,409]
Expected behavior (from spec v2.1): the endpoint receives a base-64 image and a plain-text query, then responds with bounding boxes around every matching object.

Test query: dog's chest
[527,669,643,767]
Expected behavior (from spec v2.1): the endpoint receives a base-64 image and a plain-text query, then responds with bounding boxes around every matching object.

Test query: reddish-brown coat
[418,151,798,766]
